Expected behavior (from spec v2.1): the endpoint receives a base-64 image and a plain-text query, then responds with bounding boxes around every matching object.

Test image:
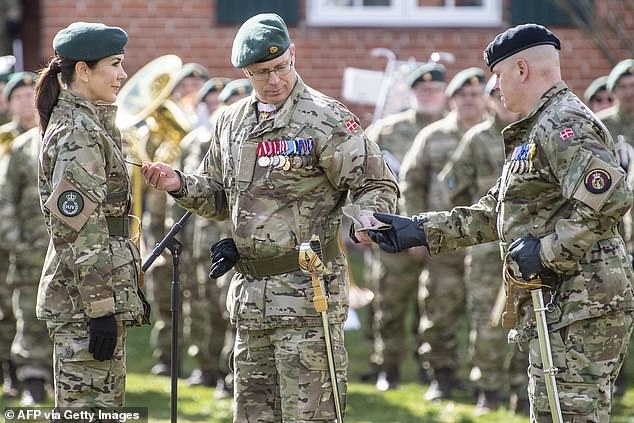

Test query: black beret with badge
[231,13,291,68]
[53,22,128,62]
[407,63,446,88]
[3,71,36,101]
[583,75,608,103]
[446,67,485,98]
[483,23,561,72]
[607,58,634,92]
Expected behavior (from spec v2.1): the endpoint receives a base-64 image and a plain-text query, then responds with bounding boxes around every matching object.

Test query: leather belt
[106,216,130,237]
[235,236,340,278]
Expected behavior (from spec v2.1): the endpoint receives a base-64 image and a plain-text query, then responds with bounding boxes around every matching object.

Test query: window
[307,0,502,27]
[217,0,300,25]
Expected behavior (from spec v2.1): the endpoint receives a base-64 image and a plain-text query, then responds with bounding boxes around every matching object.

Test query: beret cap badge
[269,46,278,54]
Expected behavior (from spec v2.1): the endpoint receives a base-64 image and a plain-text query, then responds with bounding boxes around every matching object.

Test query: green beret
[197,77,231,103]
[607,58,634,92]
[176,63,209,84]
[583,76,609,102]
[231,13,290,68]
[3,71,36,101]
[484,24,561,72]
[218,79,252,104]
[446,67,485,98]
[53,22,128,61]
[485,75,497,95]
[408,63,446,88]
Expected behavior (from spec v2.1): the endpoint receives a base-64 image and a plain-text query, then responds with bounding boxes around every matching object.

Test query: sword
[299,234,344,423]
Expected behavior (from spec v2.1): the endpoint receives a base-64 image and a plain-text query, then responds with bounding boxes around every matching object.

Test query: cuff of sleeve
[87,297,116,318]
[168,171,188,198]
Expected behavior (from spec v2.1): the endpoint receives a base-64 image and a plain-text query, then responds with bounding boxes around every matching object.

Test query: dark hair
[35,55,98,132]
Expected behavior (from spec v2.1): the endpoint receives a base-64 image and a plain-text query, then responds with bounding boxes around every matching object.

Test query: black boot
[474,390,504,415]
[21,378,46,405]
[423,368,464,401]
[2,360,19,399]
[375,367,400,391]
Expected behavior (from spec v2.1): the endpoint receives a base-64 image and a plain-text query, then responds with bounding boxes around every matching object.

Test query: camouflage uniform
[0,127,52,385]
[440,115,529,399]
[364,109,433,378]
[172,76,398,421]
[38,89,149,406]
[421,82,634,421]
[399,110,469,375]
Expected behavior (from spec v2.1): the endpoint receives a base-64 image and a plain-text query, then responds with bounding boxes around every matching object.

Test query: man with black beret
[399,66,487,401]
[362,61,446,392]
[141,12,398,422]
[369,23,633,421]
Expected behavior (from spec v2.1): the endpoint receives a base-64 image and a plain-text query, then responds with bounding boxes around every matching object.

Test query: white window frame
[306,0,502,27]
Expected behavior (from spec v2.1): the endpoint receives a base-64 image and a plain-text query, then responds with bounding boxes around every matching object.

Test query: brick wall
[36,0,633,126]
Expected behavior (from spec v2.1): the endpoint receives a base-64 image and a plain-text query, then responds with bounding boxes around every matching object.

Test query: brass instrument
[116,55,192,218]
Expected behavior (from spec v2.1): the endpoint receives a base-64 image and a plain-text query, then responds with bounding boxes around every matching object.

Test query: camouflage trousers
[48,320,127,407]
[466,243,528,394]
[234,324,348,422]
[528,311,634,422]
[418,250,466,371]
[0,249,16,362]
[367,246,424,370]
[12,285,53,381]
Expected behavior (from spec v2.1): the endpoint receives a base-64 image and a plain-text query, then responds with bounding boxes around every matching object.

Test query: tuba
[116,55,192,217]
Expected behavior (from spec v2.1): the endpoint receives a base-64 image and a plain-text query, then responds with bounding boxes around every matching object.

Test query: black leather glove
[88,315,117,361]
[368,213,428,253]
[209,238,240,279]
[509,236,551,280]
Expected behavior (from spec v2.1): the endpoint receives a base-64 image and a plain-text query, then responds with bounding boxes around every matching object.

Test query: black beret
[607,58,634,92]
[53,22,128,62]
[231,13,290,68]
[484,24,561,72]
[197,77,231,103]
[218,78,253,104]
[3,71,36,101]
[583,76,609,102]
[446,67,485,98]
[407,63,446,88]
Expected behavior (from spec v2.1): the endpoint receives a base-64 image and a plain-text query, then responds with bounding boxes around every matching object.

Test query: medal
[258,156,270,167]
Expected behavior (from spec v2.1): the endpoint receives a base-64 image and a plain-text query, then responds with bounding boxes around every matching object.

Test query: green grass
[3,249,634,421]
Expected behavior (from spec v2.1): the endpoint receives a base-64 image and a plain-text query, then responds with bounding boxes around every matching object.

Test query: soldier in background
[363,62,447,391]
[370,24,634,421]
[194,76,230,127]
[171,62,209,127]
[182,78,251,400]
[400,67,487,401]
[0,126,52,405]
[0,70,11,124]
[583,76,613,114]
[0,71,36,399]
[438,76,529,414]
[0,0,20,56]
[141,13,398,421]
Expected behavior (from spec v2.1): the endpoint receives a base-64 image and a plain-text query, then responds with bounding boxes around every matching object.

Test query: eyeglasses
[246,60,294,81]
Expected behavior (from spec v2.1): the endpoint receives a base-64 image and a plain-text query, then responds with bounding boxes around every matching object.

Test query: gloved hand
[615,135,634,172]
[368,213,428,253]
[209,238,240,279]
[88,314,117,361]
[509,236,551,280]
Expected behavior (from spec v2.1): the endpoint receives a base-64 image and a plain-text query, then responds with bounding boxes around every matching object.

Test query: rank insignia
[584,168,611,194]
[58,190,84,217]
[560,128,574,140]
[345,119,359,133]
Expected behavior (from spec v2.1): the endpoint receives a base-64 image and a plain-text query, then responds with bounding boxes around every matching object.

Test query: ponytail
[34,56,80,133]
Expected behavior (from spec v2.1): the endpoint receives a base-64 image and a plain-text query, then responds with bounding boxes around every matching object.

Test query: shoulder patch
[572,155,623,212]
[44,177,98,231]
[559,127,574,140]
[584,169,611,194]
[57,190,84,216]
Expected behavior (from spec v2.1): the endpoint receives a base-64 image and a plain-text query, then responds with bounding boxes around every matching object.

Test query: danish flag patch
[345,119,359,133]
[560,128,574,140]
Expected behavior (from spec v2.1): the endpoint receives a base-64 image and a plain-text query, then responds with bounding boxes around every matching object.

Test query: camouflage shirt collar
[58,89,101,118]
[58,89,118,141]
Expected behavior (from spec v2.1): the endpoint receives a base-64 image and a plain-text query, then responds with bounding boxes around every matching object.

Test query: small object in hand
[124,159,143,167]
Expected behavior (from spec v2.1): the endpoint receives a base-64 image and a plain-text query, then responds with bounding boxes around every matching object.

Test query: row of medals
[256,139,314,170]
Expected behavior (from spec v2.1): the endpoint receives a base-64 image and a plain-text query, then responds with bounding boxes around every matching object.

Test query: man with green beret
[217,78,252,106]
[362,61,447,391]
[399,66,487,401]
[370,24,633,422]
[438,75,529,414]
[583,75,613,113]
[196,77,230,124]
[141,12,398,421]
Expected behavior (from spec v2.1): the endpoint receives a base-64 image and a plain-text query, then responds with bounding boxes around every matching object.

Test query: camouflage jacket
[421,82,634,340]
[439,116,506,205]
[38,89,146,324]
[400,110,468,214]
[597,105,634,147]
[173,76,398,329]
[0,128,48,283]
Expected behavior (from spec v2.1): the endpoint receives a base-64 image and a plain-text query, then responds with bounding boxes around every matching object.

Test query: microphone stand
[142,210,192,423]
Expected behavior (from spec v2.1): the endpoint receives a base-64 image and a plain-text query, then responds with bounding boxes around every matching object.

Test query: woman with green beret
[34,21,150,408]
